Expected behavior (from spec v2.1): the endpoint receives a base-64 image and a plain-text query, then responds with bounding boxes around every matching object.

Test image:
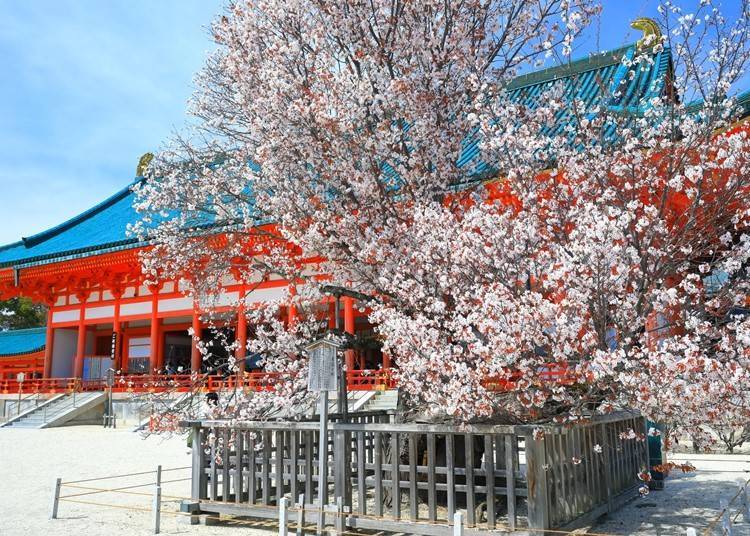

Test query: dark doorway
[163,330,192,373]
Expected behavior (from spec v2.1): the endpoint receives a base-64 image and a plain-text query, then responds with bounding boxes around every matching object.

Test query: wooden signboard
[308,342,338,392]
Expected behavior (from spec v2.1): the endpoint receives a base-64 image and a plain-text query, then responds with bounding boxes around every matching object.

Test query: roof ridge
[0,326,47,335]
[0,240,24,254]
[17,178,142,249]
[506,43,637,91]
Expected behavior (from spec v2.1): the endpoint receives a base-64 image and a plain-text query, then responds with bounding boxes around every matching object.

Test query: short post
[316,392,329,535]
[453,511,464,536]
[50,477,62,519]
[720,498,733,536]
[153,464,163,533]
[279,497,289,536]
[335,496,344,534]
[16,372,25,415]
[296,494,305,536]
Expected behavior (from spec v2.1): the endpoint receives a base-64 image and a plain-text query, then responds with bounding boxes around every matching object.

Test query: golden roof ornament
[136,152,154,177]
[631,17,662,52]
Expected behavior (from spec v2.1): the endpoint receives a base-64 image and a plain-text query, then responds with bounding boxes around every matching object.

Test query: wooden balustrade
[0,365,580,396]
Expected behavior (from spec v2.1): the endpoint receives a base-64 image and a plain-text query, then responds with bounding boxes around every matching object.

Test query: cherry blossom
[134,0,750,443]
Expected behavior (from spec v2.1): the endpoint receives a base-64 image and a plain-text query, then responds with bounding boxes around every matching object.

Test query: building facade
[0,21,744,395]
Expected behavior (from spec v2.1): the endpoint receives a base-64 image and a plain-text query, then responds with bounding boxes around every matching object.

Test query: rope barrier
[61,465,189,485]
[59,482,193,501]
[58,498,159,513]
[158,477,191,484]
[63,469,163,485]
[701,477,750,535]
[52,463,749,536]
[161,466,191,472]
[63,482,157,493]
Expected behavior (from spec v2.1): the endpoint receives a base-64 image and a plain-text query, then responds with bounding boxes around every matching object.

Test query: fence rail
[183,411,647,533]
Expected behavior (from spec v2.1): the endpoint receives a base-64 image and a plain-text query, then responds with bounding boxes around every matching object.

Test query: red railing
[0,377,80,394]
[482,362,577,391]
[0,364,582,395]
[347,369,396,390]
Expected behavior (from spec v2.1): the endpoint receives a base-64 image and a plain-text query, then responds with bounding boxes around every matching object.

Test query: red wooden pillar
[191,309,202,373]
[150,290,161,373]
[343,297,355,371]
[382,352,391,370]
[74,299,87,379]
[288,285,298,328]
[43,308,54,378]
[112,290,123,372]
[236,305,247,372]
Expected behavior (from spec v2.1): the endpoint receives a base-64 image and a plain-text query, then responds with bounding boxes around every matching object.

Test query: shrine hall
[1,20,748,403]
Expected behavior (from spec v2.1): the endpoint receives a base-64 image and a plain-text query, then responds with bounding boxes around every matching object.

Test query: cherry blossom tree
[135,0,750,440]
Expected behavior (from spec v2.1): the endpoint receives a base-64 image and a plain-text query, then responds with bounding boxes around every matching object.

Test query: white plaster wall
[244,286,287,304]
[53,309,80,323]
[121,301,152,317]
[85,305,115,320]
[161,282,175,293]
[158,296,192,313]
[216,291,240,307]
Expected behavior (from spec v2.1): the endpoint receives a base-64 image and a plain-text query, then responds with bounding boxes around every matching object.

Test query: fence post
[453,511,464,536]
[191,425,204,501]
[296,494,305,536]
[49,477,61,519]
[525,432,550,530]
[720,498,733,536]
[153,484,162,534]
[335,496,344,534]
[279,497,289,536]
[333,428,348,506]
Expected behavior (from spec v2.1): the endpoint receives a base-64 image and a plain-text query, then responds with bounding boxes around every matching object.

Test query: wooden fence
[183,411,647,534]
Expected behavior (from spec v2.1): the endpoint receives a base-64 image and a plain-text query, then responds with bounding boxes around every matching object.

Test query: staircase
[361,389,398,412]
[2,391,105,429]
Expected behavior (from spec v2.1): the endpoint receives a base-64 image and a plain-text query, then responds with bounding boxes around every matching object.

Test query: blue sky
[0,1,742,244]
[0,1,221,244]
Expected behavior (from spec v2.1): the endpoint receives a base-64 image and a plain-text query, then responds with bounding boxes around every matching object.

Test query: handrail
[0,364,586,396]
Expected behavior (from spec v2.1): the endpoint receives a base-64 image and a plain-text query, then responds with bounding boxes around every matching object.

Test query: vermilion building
[0,22,742,418]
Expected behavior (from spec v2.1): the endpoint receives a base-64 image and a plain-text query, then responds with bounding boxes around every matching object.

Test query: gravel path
[2,426,750,536]
[592,453,750,535]
[0,426,269,536]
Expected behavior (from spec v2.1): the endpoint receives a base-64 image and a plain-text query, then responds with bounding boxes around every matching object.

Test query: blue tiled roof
[0,41,673,268]
[0,181,143,268]
[456,43,672,178]
[0,327,46,357]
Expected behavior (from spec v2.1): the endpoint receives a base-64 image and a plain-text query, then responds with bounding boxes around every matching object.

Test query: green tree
[0,297,46,331]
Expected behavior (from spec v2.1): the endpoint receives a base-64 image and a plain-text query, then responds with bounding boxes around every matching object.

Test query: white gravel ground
[592,453,750,535]
[2,426,749,536]
[0,426,271,536]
